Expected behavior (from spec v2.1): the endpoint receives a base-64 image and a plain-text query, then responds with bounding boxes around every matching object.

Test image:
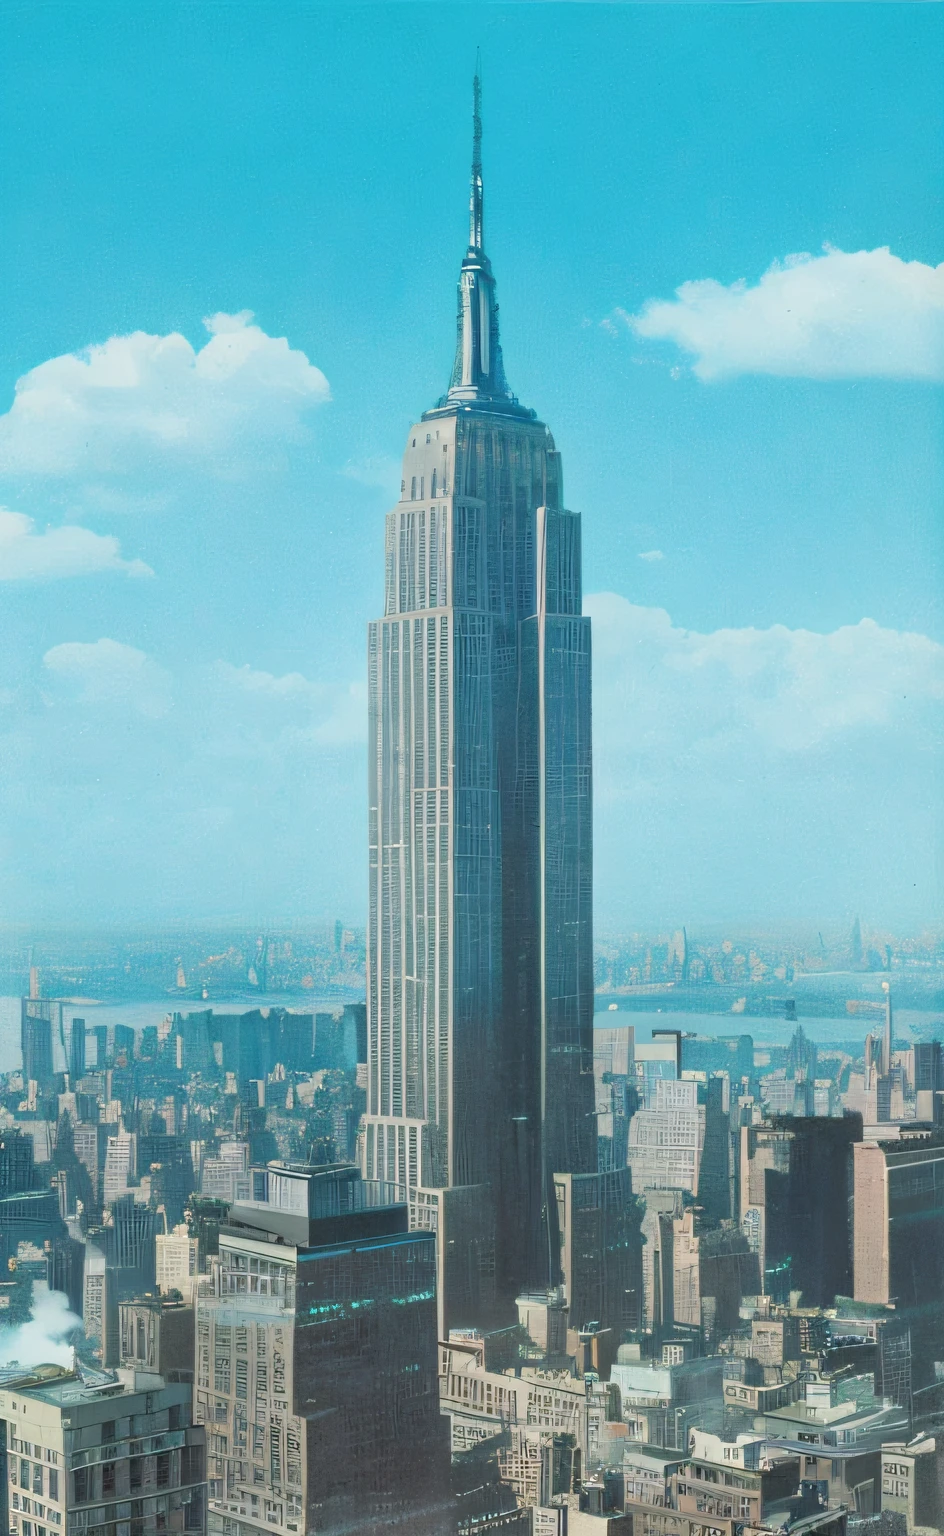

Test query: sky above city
[0,2,941,930]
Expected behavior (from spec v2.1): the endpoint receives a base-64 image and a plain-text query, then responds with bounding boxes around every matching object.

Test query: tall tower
[364,72,596,1323]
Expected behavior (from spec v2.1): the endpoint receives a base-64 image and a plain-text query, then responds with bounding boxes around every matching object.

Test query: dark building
[742,1115,862,1306]
[345,1001,367,1065]
[554,1168,644,1338]
[0,1190,63,1267]
[91,1022,108,1069]
[20,996,57,1088]
[114,1023,136,1063]
[197,1162,453,1536]
[0,1131,37,1197]
[136,1134,195,1227]
[68,1016,87,1082]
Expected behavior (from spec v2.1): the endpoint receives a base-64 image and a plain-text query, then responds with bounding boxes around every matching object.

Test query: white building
[0,1365,206,1536]
[103,1128,135,1203]
[156,1223,199,1302]
[627,1078,705,1195]
[200,1140,250,1203]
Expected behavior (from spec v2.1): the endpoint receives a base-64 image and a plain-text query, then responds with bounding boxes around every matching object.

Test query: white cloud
[625,246,944,381]
[0,642,367,919]
[44,638,172,718]
[0,507,151,580]
[0,311,330,479]
[210,662,367,747]
[585,594,943,922]
[587,594,944,763]
[637,549,664,562]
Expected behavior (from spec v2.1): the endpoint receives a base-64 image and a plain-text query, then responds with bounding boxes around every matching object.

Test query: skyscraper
[196,1163,452,1536]
[363,73,596,1320]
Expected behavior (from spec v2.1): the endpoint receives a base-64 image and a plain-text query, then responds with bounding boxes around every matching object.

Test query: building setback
[363,70,596,1324]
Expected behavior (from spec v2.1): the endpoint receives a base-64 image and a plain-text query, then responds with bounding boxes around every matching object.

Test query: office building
[853,1131,944,1381]
[195,1161,452,1536]
[554,1168,643,1340]
[68,1017,86,1084]
[627,1079,705,1196]
[363,71,596,1317]
[740,1116,861,1305]
[201,1141,251,1204]
[20,996,58,1093]
[103,1129,135,1204]
[119,1295,196,1384]
[0,1364,205,1536]
[593,1022,636,1174]
[156,1224,200,1303]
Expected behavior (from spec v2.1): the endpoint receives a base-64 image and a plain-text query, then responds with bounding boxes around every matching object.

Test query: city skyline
[0,4,941,930]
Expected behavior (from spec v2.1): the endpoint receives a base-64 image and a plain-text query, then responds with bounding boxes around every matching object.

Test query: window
[431,469,437,498]
[411,477,417,500]
[31,1465,43,1496]
[73,1470,89,1504]
[102,1463,115,1496]
[101,1423,116,1446]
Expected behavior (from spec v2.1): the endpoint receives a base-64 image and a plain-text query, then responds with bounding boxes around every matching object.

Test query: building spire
[439,59,524,413]
[469,55,484,252]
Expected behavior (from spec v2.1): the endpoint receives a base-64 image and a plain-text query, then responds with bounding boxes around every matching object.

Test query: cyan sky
[0,3,941,929]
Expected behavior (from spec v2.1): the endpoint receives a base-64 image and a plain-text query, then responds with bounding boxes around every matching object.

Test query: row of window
[10,1465,58,1500]
[11,1496,61,1524]
[8,1443,58,1466]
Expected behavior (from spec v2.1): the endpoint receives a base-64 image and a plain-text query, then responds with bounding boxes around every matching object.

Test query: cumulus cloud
[0,507,151,580]
[587,593,944,762]
[625,246,944,381]
[584,594,943,921]
[44,638,172,718]
[0,311,330,480]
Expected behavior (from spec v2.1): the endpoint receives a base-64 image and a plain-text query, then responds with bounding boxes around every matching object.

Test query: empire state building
[363,75,597,1325]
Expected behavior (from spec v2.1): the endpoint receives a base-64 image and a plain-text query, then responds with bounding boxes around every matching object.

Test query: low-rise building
[670,1431,801,1527]
[880,1434,944,1532]
[0,1364,205,1536]
[439,1335,620,1508]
